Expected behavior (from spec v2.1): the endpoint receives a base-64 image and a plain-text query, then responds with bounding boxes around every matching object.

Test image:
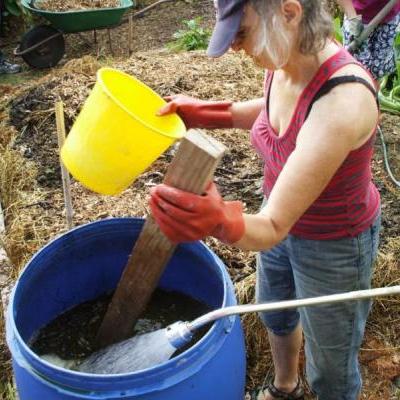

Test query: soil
[373,114,400,245]
[9,75,92,187]
[30,288,211,360]
[0,0,215,65]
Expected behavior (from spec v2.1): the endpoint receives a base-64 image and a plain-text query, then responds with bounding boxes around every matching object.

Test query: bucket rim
[7,218,239,394]
[97,67,186,140]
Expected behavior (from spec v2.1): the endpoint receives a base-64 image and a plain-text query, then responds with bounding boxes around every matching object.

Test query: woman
[150,1,381,399]
[337,0,400,79]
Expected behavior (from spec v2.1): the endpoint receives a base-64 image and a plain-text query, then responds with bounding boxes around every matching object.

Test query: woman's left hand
[149,182,245,244]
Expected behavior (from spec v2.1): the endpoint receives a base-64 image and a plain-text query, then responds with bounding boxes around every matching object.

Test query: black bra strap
[305,75,378,120]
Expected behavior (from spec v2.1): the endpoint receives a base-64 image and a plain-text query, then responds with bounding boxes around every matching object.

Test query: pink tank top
[352,0,400,23]
[250,48,380,240]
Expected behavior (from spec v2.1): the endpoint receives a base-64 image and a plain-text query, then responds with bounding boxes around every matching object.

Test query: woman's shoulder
[310,47,378,120]
[312,62,377,119]
[305,61,378,149]
[330,62,377,90]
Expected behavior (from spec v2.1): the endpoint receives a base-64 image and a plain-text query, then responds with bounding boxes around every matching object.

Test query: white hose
[188,285,400,331]
[378,125,400,187]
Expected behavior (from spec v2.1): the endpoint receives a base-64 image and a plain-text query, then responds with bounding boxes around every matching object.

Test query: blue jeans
[256,214,381,400]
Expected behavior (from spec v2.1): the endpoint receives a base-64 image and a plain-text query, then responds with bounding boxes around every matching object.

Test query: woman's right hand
[157,94,233,129]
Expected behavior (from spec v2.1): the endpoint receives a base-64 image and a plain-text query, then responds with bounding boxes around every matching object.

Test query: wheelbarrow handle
[14,31,63,57]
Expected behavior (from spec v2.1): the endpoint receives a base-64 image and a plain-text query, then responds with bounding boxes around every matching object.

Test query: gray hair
[250,0,333,68]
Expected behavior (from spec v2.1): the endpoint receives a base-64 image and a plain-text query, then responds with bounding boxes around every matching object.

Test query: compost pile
[34,0,121,12]
[1,50,400,399]
[5,51,265,279]
[31,289,210,360]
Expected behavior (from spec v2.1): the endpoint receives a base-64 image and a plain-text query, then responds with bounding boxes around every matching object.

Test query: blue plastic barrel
[6,218,246,399]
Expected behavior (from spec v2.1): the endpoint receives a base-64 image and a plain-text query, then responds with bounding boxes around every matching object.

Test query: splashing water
[76,329,176,374]
[41,354,78,370]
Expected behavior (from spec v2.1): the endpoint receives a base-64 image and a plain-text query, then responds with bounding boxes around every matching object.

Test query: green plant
[394,32,400,81]
[333,16,343,43]
[167,17,211,52]
[378,33,400,114]
[2,0,36,29]
[4,0,22,16]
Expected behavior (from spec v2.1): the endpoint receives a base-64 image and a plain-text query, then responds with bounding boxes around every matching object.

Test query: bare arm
[234,83,378,251]
[336,0,358,18]
[231,98,265,130]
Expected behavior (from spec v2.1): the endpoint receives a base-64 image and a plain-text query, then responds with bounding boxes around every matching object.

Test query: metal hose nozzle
[165,321,193,349]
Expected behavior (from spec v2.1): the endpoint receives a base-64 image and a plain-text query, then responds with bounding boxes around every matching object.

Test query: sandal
[250,379,304,400]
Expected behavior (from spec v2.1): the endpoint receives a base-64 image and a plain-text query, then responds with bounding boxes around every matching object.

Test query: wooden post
[107,29,114,56]
[93,30,99,57]
[128,14,133,56]
[55,101,74,230]
[96,130,226,348]
[0,200,4,234]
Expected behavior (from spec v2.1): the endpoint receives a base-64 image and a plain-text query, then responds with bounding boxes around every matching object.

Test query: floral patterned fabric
[343,13,400,79]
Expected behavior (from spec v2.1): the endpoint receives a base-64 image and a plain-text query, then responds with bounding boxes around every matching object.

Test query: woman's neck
[279,41,340,85]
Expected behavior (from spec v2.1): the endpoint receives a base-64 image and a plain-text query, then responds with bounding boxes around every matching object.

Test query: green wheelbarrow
[15,0,134,69]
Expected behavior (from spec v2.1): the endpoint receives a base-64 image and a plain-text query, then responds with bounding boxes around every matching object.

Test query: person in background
[0,50,21,74]
[337,0,400,79]
[0,0,21,76]
[150,0,381,399]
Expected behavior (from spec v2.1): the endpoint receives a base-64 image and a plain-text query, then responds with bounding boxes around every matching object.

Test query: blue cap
[206,0,246,57]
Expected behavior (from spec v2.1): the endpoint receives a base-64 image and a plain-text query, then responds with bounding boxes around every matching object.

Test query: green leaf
[5,0,21,16]
[394,33,400,80]
[167,17,211,52]
[333,17,343,43]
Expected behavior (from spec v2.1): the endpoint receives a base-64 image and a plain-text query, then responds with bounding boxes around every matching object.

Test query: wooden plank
[96,130,226,347]
[128,14,133,56]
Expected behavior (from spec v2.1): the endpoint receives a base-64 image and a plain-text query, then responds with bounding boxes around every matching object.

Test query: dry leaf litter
[34,0,121,12]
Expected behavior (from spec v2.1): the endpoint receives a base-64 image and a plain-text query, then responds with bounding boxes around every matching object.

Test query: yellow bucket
[61,68,186,195]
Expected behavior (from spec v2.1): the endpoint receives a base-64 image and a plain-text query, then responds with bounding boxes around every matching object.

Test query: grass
[0,381,17,400]
[0,68,47,86]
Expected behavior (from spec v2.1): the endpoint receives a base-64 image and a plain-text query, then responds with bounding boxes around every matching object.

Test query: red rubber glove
[157,94,233,129]
[149,182,245,244]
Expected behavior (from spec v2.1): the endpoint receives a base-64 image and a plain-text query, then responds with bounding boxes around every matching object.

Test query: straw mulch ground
[1,49,400,399]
